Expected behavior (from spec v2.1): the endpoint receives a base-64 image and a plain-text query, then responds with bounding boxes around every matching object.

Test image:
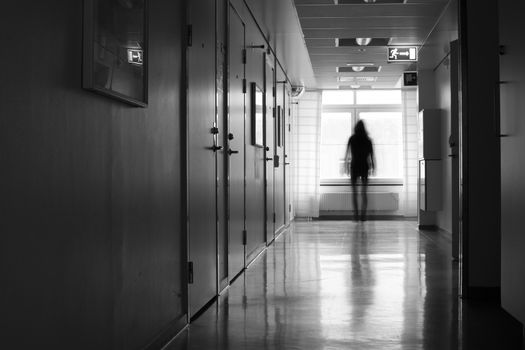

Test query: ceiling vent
[336,38,391,47]
[338,66,381,73]
[335,0,406,4]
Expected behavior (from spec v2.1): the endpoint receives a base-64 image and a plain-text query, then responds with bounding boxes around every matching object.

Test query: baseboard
[418,224,439,230]
[144,314,187,350]
[462,287,501,301]
[246,243,266,268]
[274,225,287,239]
[190,295,219,322]
[318,215,414,221]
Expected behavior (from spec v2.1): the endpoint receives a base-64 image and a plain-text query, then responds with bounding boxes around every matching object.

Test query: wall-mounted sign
[404,72,418,86]
[127,49,144,65]
[388,46,417,62]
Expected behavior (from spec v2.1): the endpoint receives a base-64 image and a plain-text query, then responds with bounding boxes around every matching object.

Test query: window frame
[320,89,404,185]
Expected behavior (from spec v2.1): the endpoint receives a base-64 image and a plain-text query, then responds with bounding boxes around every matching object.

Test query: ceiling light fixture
[355,38,372,46]
[363,0,377,3]
[350,84,361,89]
[346,62,374,66]
[352,66,365,72]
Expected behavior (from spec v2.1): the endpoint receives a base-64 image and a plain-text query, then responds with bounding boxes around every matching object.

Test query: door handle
[208,145,223,152]
[228,149,239,155]
[266,157,273,161]
[285,162,290,165]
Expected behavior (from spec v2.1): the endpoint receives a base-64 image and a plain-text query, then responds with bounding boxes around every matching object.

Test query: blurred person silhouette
[345,120,375,221]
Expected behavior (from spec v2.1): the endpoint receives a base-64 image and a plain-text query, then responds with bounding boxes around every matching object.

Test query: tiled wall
[293,91,322,218]
[402,89,419,217]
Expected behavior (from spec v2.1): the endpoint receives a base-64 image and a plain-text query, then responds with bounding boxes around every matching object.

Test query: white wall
[417,0,458,231]
[434,59,452,233]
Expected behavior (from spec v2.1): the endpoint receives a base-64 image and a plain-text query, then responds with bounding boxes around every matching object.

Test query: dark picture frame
[251,82,264,147]
[277,105,282,147]
[83,0,148,107]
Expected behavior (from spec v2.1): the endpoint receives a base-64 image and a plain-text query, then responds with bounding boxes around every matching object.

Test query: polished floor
[166,221,523,350]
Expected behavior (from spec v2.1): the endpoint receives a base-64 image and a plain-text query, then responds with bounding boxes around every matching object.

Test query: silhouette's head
[354,120,367,137]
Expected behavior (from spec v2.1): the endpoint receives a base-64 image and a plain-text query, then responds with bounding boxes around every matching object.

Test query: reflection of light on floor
[319,253,427,345]
[320,256,352,340]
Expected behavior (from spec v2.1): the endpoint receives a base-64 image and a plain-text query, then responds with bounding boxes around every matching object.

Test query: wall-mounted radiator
[319,192,399,211]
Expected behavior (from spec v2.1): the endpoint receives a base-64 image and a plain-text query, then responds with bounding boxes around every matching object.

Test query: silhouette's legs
[361,177,368,221]
[351,176,359,221]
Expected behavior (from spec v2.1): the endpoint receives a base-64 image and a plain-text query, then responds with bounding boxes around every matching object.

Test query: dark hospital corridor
[3,0,525,349]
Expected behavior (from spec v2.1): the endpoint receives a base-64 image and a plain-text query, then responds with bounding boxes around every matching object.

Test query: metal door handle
[208,145,223,152]
[266,157,273,161]
[228,149,239,155]
[500,134,510,137]
[285,162,290,165]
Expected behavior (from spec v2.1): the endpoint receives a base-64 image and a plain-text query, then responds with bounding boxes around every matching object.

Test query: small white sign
[388,47,417,62]
[127,49,144,65]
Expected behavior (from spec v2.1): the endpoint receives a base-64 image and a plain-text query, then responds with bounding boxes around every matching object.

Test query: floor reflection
[166,221,523,350]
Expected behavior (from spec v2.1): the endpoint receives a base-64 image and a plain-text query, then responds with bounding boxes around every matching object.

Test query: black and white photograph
[2,0,524,349]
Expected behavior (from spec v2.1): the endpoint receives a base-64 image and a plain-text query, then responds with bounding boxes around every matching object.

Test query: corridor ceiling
[293,0,449,89]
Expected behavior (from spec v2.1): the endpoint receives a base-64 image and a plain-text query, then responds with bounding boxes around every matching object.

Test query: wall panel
[0,0,185,348]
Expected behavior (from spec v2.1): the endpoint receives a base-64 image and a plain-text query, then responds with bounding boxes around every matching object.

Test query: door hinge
[187,25,193,47]
[289,204,292,212]
[288,108,291,116]
[242,79,247,94]
[188,261,194,284]
[242,230,247,245]
[273,213,276,223]
[272,87,276,97]
[242,49,247,64]
[288,124,291,132]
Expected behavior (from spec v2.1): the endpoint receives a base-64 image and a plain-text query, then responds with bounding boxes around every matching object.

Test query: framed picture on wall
[83,0,148,107]
[251,83,264,147]
[277,105,282,147]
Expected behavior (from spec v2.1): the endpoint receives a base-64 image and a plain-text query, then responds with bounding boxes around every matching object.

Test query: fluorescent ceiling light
[346,62,374,66]
[350,84,361,89]
[355,38,372,46]
[352,66,365,72]
[364,0,377,3]
[355,76,377,82]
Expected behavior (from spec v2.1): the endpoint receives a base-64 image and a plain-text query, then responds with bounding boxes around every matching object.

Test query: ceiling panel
[293,0,449,88]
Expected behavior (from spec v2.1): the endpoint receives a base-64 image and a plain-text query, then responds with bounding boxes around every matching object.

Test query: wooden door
[284,88,292,225]
[274,76,285,233]
[264,54,275,244]
[227,5,246,279]
[450,40,460,261]
[187,0,217,317]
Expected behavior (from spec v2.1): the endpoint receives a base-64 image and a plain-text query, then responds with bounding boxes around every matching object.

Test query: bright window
[320,113,352,179]
[320,90,404,182]
[358,112,403,178]
[322,90,354,105]
[356,90,402,105]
